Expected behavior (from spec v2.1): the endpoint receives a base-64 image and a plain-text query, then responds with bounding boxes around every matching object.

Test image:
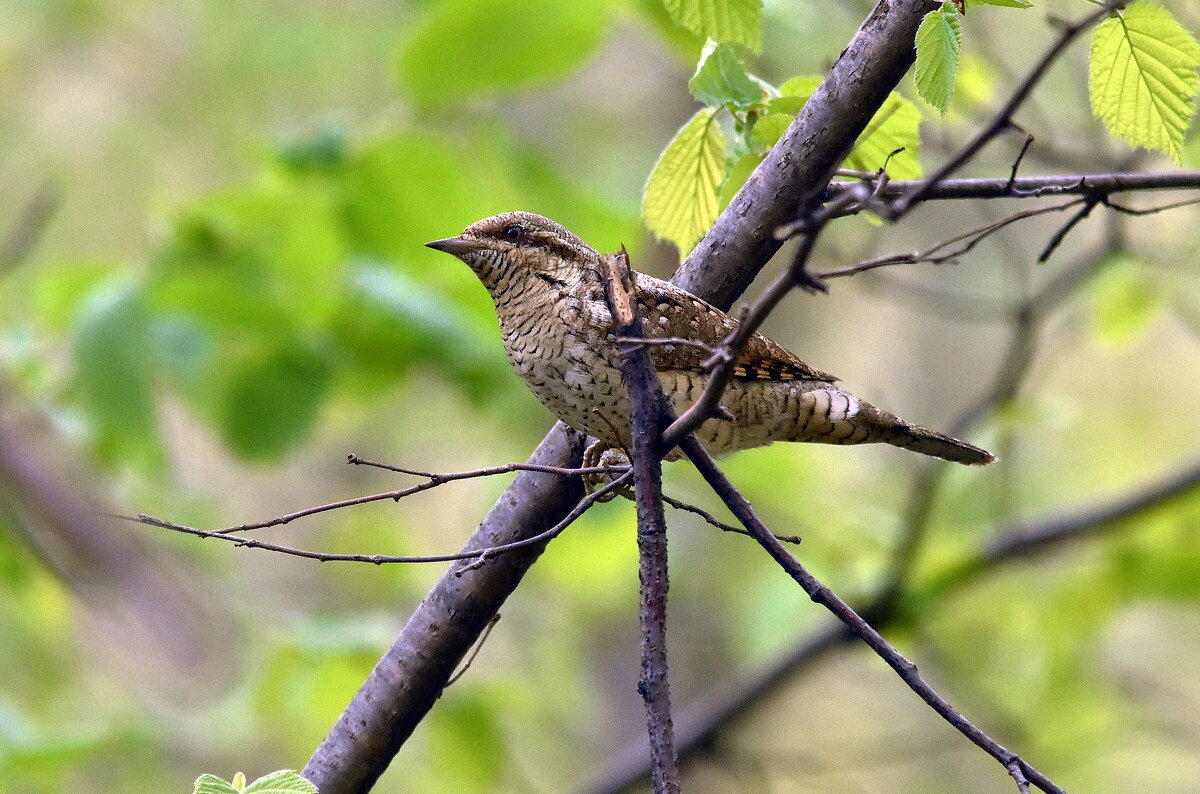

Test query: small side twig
[163,460,629,536]
[115,470,631,566]
[446,612,501,687]
[662,494,801,545]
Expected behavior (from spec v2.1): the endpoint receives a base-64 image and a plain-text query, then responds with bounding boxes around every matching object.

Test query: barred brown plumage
[426,212,995,467]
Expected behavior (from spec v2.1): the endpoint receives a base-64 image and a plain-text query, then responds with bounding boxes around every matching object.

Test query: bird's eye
[503,224,524,242]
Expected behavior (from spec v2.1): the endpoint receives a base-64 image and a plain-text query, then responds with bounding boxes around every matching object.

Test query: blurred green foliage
[0,1,1199,793]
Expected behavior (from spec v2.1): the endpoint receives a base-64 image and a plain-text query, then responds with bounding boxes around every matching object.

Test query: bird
[426,211,995,467]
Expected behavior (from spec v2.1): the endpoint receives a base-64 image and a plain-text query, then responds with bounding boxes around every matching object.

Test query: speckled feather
[426,212,995,466]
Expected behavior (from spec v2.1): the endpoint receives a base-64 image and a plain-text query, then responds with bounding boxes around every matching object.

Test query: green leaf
[1089,1,1200,164]
[245,769,319,793]
[662,0,763,52]
[642,107,726,255]
[915,2,963,114]
[219,343,331,460]
[748,113,792,149]
[689,40,762,108]
[778,75,821,99]
[398,0,612,108]
[843,93,923,180]
[278,123,347,172]
[194,774,240,794]
[194,771,316,794]
[74,281,158,463]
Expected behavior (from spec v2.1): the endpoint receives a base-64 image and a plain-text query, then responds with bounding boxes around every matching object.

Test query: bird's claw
[582,442,633,502]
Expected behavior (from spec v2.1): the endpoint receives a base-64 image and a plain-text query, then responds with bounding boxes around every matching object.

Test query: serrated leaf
[915,2,963,114]
[642,107,726,255]
[689,40,762,108]
[843,93,923,180]
[244,769,319,793]
[219,344,331,460]
[662,0,762,52]
[193,774,240,794]
[1089,1,1200,164]
[398,0,611,108]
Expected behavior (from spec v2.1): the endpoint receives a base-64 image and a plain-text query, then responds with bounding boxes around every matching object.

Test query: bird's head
[426,212,600,291]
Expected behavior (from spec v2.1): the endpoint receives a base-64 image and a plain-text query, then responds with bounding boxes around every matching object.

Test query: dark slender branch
[346,453,626,480]
[890,0,1125,215]
[588,454,1200,794]
[446,612,501,687]
[1036,195,1102,262]
[675,435,1065,794]
[817,198,1087,279]
[0,182,59,275]
[937,458,1200,591]
[823,171,1200,203]
[605,249,681,793]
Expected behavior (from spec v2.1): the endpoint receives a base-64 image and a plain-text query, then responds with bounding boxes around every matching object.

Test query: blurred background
[2,0,1200,791]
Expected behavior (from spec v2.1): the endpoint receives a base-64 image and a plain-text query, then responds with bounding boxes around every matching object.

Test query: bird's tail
[787,387,997,466]
[884,418,996,466]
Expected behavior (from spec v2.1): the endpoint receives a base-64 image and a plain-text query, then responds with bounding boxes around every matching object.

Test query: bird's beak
[425,237,486,256]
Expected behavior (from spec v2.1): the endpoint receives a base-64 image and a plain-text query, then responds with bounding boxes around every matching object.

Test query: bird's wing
[633,273,837,382]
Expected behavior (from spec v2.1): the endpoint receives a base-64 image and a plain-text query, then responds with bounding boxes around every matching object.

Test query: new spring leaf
[1089,1,1200,164]
[662,0,763,52]
[642,107,726,255]
[915,2,963,114]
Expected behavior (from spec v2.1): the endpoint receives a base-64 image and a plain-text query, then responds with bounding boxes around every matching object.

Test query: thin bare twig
[662,494,801,545]
[890,0,1126,216]
[117,471,630,566]
[662,187,868,449]
[615,336,719,356]
[823,171,1200,204]
[0,182,59,275]
[818,198,1087,279]
[446,613,501,687]
[180,461,627,535]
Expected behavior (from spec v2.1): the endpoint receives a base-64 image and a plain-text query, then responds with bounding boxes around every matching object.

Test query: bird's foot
[582,441,633,502]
